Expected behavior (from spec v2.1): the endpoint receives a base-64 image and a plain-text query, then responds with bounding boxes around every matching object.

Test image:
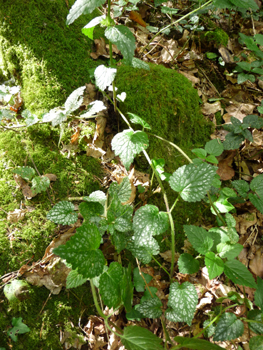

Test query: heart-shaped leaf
[184,225,213,255]
[47,201,78,225]
[66,0,106,25]
[213,313,244,341]
[121,326,164,350]
[205,252,224,279]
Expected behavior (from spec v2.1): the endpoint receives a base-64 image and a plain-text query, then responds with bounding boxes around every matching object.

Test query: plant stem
[151,255,170,277]
[107,0,117,111]
[90,280,106,319]
[170,195,180,214]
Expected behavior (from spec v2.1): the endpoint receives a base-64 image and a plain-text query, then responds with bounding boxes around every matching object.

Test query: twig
[136,258,154,298]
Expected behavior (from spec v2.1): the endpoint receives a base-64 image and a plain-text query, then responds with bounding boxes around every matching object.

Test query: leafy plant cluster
[3,0,263,349]
[13,166,50,196]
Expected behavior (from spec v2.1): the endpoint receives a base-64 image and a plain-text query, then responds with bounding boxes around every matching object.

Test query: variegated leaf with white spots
[127,237,160,264]
[213,313,244,341]
[99,262,123,308]
[109,177,132,203]
[167,282,198,326]
[137,298,163,319]
[169,163,217,202]
[47,201,78,225]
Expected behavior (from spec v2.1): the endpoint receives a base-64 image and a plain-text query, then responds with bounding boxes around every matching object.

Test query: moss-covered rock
[0,0,104,114]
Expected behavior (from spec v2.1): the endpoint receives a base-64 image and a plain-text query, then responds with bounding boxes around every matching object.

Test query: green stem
[90,280,106,319]
[151,255,170,277]
[170,195,180,214]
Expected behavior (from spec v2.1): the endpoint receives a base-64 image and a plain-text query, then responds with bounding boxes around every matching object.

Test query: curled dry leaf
[129,11,147,27]
[7,209,27,223]
[224,103,254,123]
[90,37,109,60]
[235,212,257,235]
[179,70,199,87]
[217,150,236,181]
[44,173,57,182]
[201,101,223,116]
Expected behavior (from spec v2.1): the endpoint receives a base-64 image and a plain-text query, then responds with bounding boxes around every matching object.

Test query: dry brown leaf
[218,45,234,63]
[7,209,27,223]
[160,39,180,63]
[201,101,223,116]
[90,37,109,59]
[70,127,81,144]
[217,151,236,180]
[249,246,263,278]
[235,212,257,235]
[129,11,147,27]
[224,103,255,123]
[44,173,57,182]
[179,70,200,86]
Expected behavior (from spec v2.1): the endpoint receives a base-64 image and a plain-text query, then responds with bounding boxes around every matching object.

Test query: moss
[0,0,105,114]
[203,28,229,47]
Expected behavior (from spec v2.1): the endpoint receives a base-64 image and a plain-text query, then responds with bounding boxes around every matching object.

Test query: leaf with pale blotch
[112,129,149,170]
[121,325,164,350]
[83,190,106,206]
[224,260,257,289]
[81,100,106,118]
[167,282,198,326]
[213,313,244,341]
[217,243,243,260]
[99,262,123,308]
[53,223,105,279]
[94,65,117,91]
[66,269,87,289]
[137,298,162,319]
[13,166,35,181]
[247,310,263,335]
[47,201,78,225]
[66,0,106,25]
[82,15,105,40]
[205,252,224,279]
[127,113,151,130]
[127,238,159,264]
[232,180,249,198]
[109,177,132,203]
[42,108,68,127]
[64,86,85,114]
[250,174,263,198]
[169,163,217,202]
[31,176,50,195]
[184,225,213,255]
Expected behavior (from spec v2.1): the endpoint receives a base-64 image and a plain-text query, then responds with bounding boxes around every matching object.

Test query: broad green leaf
[223,133,245,150]
[249,193,263,214]
[205,155,218,164]
[247,310,263,335]
[205,139,224,156]
[127,112,151,129]
[13,166,35,181]
[107,194,133,234]
[121,325,164,350]
[53,223,105,279]
[0,109,15,120]
[94,65,117,91]
[237,73,255,84]
[222,188,237,198]
[21,110,39,126]
[217,243,243,260]
[80,100,106,118]
[7,317,30,342]
[79,201,104,223]
[31,176,50,195]
[230,0,259,10]
[225,213,236,227]
[47,201,78,225]
[64,86,85,113]
[243,114,263,129]
[66,269,87,289]
[252,68,263,75]
[114,217,133,232]
[255,277,263,310]
[105,25,135,65]
[232,180,250,198]
[236,61,251,72]
[83,190,106,206]
[112,129,149,170]
[211,197,235,214]
[173,336,224,350]
[121,264,133,313]
[213,313,244,341]
[255,34,263,46]
[137,298,162,318]
[205,252,224,279]
[169,163,217,202]
[165,308,183,322]
[250,175,263,198]
[178,253,200,274]
[66,0,106,25]
[203,319,216,338]
[191,148,207,158]
[133,267,152,292]
[112,231,131,253]
[167,282,198,326]
[42,108,68,127]
[126,307,144,321]
[109,177,132,203]
[82,15,105,40]
[224,260,257,288]
[127,239,159,264]
[239,33,259,50]
[99,262,123,308]
[141,287,158,303]
[131,57,150,70]
[242,128,253,142]
[249,336,263,350]
[184,225,213,255]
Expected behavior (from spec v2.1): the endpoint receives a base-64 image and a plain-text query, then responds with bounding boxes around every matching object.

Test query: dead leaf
[217,150,236,180]
[224,103,255,123]
[218,45,234,63]
[44,173,57,182]
[201,101,224,116]
[160,250,180,263]
[179,70,200,86]
[129,11,147,27]
[235,212,257,235]
[90,37,109,60]
[71,127,81,144]
[249,246,263,278]
[7,209,27,223]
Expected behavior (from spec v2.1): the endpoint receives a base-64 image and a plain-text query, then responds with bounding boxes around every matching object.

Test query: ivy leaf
[133,267,152,292]
[224,260,257,288]
[53,223,105,279]
[223,133,245,150]
[255,277,263,310]
[66,269,87,289]
[205,252,224,279]
[178,253,200,274]
[94,65,117,91]
[112,129,149,170]
[217,243,243,260]
[105,25,135,65]
[167,282,198,326]
[250,174,263,198]
[169,163,217,202]
[99,262,123,308]
[109,177,132,203]
[205,139,224,156]
[173,337,225,350]
[47,201,78,225]
[64,86,85,114]
[13,166,35,181]
[31,176,50,195]
[137,298,162,319]
[121,325,164,350]
[213,313,244,341]
[7,317,30,342]
[127,112,151,130]
[232,180,249,198]
[247,310,263,335]
[249,336,263,350]
[66,0,106,25]
[184,225,213,255]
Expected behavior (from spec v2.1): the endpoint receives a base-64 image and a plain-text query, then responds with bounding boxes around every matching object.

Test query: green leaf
[178,253,200,274]
[79,201,104,223]
[243,114,263,128]
[66,269,87,289]
[205,155,218,164]
[126,307,144,321]
[167,282,198,326]
[248,310,263,335]
[223,132,245,150]
[217,243,243,260]
[211,197,235,214]
[13,166,35,181]
[230,0,259,10]
[47,201,78,225]
[255,277,263,310]
[232,180,250,198]
[191,148,207,158]
[249,193,263,214]
[83,190,106,206]
[213,313,244,341]
[66,0,106,25]
[121,325,164,350]
[224,259,257,288]
[21,110,39,126]
[236,61,252,72]
[127,239,159,264]
[184,225,213,255]
[94,65,117,91]
[7,317,30,342]
[82,15,105,40]
[99,262,123,308]
[222,188,237,198]
[205,252,224,279]
[31,176,50,195]
[137,298,162,318]
[173,337,224,350]
[203,319,216,338]
[121,264,133,313]
[249,336,263,350]
[252,68,263,75]
[42,108,68,127]
[53,223,105,279]
[64,86,85,114]
[169,163,217,202]
[4,280,30,303]
[105,25,135,65]
[109,177,132,203]
[127,112,151,129]
[239,33,259,51]
[133,267,152,292]
[205,139,224,156]
[206,52,218,59]
[238,73,255,84]
[250,175,263,197]
[112,129,149,170]
[131,58,150,70]
[255,34,263,46]
[141,287,158,303]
